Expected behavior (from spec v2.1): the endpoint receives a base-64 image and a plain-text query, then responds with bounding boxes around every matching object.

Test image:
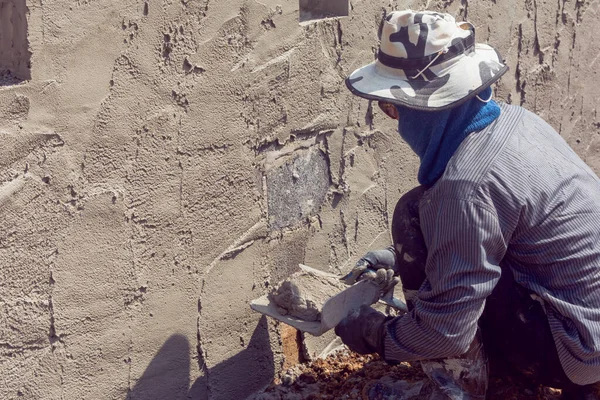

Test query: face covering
[397,87,501,186]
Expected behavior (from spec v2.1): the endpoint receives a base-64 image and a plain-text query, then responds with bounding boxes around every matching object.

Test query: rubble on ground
[251,350,563,400]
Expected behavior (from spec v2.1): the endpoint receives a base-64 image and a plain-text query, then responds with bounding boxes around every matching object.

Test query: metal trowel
[250,264,407,336]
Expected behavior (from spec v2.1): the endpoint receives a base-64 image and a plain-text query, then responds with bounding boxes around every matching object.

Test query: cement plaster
[271,269,346,322]
[1,0,599,399]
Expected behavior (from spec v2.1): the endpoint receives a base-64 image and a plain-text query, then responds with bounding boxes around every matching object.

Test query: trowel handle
[379,285,408,313]
[360,267,407,313]
[341,266,408,312]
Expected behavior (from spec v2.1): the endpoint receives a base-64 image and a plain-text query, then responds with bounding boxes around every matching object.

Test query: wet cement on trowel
[271,270,346,322]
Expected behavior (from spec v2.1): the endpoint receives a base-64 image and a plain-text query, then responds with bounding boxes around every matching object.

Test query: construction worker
[336,10,600,399]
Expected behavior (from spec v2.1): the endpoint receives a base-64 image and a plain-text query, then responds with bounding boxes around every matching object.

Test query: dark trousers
[391,186,599,395]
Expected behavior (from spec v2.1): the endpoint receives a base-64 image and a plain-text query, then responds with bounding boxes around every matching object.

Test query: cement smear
[271,270,346,322]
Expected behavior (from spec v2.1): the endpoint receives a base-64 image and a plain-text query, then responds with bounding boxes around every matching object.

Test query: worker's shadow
[127,316,274,400]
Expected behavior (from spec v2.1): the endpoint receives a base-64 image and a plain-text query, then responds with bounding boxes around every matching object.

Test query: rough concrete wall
[1,0,599,399]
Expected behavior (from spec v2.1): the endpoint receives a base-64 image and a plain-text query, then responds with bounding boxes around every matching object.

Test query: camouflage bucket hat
[346,10,508,111]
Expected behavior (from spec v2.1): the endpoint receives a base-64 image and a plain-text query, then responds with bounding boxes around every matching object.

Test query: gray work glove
[335,304,388,355]
[340,247,400,293]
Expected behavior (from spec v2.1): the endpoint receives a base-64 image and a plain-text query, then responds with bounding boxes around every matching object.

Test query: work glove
[335,304,388,355]
[340,247,400,293]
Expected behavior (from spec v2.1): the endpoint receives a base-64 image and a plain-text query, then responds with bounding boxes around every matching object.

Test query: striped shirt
[383,103,600,385]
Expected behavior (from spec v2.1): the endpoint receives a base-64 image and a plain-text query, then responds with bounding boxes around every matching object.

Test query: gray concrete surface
[0,0,599,399]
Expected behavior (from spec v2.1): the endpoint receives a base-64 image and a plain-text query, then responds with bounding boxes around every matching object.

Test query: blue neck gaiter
[397,87,501,186]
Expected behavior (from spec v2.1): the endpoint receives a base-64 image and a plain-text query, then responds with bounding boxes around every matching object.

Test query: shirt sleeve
[383,198,507,362]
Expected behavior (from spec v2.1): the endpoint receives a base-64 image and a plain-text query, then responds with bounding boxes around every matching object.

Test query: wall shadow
[0,0,32,84]
[127,333,192,400]
[128,316,274,400]
[298,0,349,22]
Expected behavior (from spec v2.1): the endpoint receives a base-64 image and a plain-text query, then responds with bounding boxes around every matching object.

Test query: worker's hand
[335,305,388,355]
[340,247,399,290]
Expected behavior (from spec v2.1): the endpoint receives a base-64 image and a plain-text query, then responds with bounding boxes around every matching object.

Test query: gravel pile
[252,351,563,400]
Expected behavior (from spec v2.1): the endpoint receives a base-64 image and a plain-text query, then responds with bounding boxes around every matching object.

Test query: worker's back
[428,103,600,384]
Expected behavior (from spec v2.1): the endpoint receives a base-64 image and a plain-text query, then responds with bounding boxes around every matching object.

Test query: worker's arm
[383,198,506,362]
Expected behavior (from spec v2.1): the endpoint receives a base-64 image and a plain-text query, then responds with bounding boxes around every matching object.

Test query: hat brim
[346,44,509,111]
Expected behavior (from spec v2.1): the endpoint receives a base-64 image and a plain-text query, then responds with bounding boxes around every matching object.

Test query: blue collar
[397,88,501,186]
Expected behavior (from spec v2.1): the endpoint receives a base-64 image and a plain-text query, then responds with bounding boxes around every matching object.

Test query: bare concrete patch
[266,148,330,230]
[0,0,31,84]
[299,0,348,22]
[271,269,346,322]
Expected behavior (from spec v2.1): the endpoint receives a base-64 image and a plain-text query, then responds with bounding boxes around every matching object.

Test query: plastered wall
[1,0,599,399]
